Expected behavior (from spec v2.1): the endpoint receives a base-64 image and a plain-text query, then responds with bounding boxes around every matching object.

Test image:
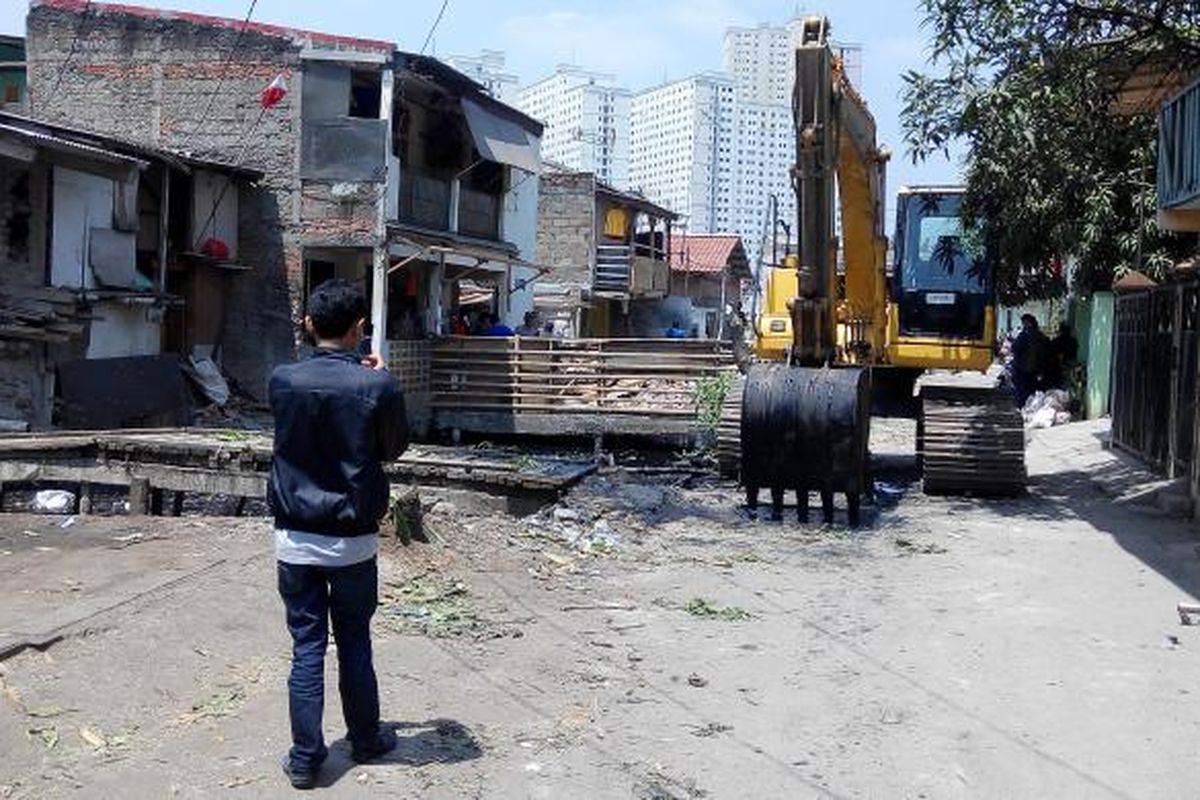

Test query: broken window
[300,62,387,182]
[349,70,381,119]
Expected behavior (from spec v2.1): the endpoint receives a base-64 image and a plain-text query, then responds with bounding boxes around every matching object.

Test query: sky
[2,0,963,196]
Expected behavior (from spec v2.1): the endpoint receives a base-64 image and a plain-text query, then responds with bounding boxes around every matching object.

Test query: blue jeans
[278,557,380,774]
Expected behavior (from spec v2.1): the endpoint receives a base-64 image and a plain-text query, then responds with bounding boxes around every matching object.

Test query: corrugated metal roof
[0,111,264,178]
[669,234,750,277]
[0,120,145,167]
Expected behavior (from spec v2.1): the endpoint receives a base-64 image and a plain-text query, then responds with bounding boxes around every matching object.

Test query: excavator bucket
[740,363,871,525]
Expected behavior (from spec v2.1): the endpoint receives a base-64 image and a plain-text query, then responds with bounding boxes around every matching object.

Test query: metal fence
[1112,276,1200,478]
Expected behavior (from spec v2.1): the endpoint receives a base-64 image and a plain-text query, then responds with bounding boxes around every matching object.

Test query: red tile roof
[669,234,749,276]
[33,0,395,53]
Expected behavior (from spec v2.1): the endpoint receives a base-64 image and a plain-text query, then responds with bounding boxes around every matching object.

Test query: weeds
[684,597,752,621]
[693,371,736,433]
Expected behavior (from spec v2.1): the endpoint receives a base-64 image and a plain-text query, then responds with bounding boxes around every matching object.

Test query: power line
[180,0,260,150]
[190,104,268,253]
[48,1,91,99]
[419,0,450,55]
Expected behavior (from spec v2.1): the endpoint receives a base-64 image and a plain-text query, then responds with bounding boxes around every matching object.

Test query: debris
[561,602,638,612]
[894,538,948,556]
[541,551,577,569]
[685,722,732,738]
[25,705,66,718]
[184,355,230,407]
[224,776,264,789]
[27,725,58,749]
[380,575,507,639]
[1163,634,1182,650]
[1022,389,1073,428]
[32,490,75,514]
[553,507,581,523]
[179,690,245,724]
[355,772,371,785]
[387,486,426,546]
[78,726,107,749]
[684,598,752,621]
[1178,601,1200,626]
[686,674,708,688]
[614,483,666,514]
[0,677,22,708]
[109,532,168,549]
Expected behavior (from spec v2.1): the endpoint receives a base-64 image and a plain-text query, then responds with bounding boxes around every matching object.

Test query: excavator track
[918,377,1026,496]
[716,375,745,480]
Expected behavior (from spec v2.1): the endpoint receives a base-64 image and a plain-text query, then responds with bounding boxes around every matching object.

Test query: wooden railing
[430,337,734,418]
[595,244,670,296]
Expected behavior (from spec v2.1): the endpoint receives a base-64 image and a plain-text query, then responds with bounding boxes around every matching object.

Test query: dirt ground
[1,419,1198,799]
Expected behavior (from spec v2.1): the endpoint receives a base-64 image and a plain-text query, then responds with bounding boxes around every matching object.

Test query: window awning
[461,98,541,175]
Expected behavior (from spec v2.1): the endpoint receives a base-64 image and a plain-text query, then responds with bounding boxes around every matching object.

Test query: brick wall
[536,172,595,290]
[26,5,314,397]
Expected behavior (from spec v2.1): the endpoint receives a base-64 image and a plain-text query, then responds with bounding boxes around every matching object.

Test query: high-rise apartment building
[721,20,864,266]
[628,74,735,235]
[518,67,631,188]
[442,50,520,105]
[724,21,863,104]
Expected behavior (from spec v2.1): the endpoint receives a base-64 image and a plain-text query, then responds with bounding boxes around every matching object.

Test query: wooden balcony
[594,244,670,297]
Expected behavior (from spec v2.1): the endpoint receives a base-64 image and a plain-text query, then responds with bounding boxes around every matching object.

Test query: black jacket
[267,348,409,536]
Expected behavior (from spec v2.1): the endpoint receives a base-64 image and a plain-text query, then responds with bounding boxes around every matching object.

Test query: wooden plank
[430,400,697,415]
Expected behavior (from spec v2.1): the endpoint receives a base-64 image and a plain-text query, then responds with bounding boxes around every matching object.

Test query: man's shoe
[281,757,319,790]
[351,726,398,764]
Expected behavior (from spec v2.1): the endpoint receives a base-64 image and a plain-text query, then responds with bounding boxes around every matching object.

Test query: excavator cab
[887,187,996,372]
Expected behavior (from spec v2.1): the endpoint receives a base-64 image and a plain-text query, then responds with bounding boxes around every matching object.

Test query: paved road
[0,419,1196,798]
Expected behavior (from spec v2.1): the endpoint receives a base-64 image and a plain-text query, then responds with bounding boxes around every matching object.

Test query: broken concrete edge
[0,558,228,664]
[0,632,64,663]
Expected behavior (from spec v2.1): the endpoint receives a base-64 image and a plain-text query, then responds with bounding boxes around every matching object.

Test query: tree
[902,0,1200,304]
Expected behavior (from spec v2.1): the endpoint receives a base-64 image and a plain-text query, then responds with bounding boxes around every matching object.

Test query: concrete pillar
[371,245,389,363]
[372,66,395,363]
[128,477,150,516]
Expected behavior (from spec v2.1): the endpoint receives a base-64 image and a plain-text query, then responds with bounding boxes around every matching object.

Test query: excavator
[721,16,1025,525]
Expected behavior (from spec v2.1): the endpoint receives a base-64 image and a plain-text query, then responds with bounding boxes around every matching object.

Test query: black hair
[307,279,367,339]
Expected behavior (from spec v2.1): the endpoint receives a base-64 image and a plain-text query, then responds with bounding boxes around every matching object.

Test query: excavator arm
[789,17,889,365]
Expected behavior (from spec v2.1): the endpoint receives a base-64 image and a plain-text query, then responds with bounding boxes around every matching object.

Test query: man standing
[515,311,540,337]
[1011,313,1049,407]
[268,279,409,789]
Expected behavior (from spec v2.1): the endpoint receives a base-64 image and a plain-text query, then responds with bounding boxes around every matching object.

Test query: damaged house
[660,234,750,340]
[0,111,257,428]
[535,165,676,337]
[24,0,543,433]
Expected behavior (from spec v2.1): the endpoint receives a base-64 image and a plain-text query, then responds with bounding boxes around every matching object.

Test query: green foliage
[684,597,752,621]
[694,371,736,433]
[902,0,1200,303]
